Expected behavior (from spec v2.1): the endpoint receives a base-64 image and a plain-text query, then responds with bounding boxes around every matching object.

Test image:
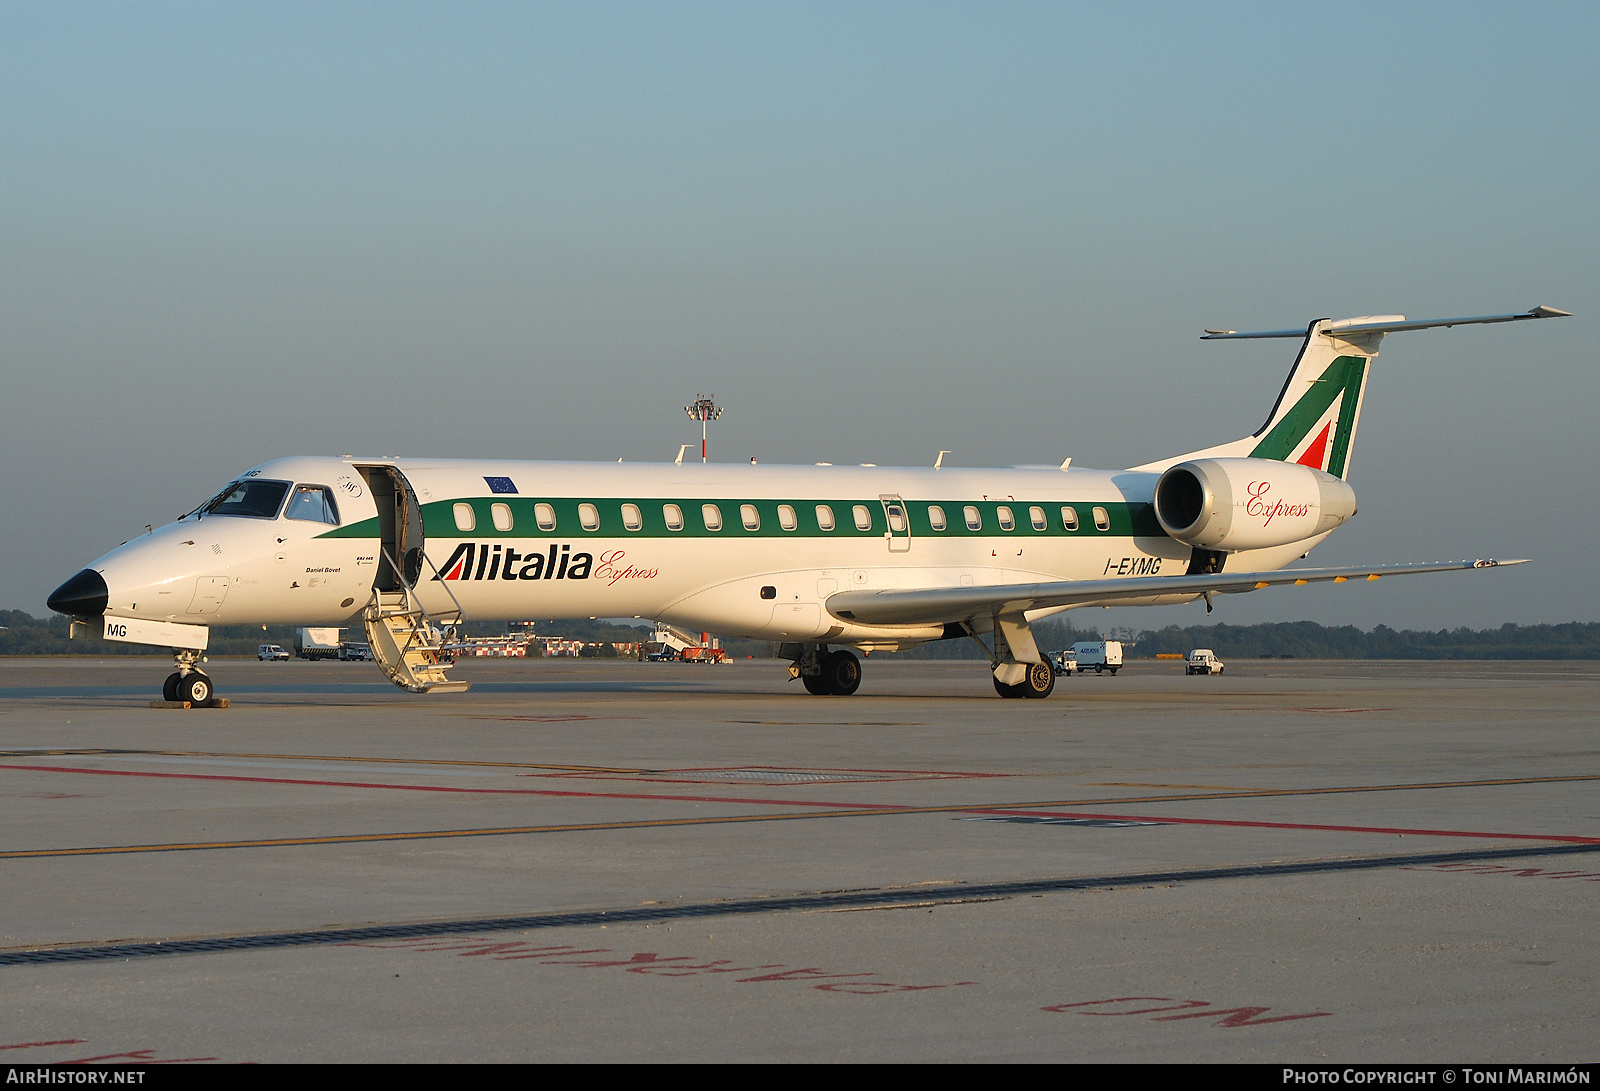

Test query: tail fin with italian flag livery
[1132,306,1570,479]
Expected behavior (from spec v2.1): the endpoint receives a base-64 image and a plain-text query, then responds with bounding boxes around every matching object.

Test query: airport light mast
[685,395,724,464]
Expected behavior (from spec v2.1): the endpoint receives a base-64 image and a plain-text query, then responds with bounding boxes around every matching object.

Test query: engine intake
[1154,457,1356,552]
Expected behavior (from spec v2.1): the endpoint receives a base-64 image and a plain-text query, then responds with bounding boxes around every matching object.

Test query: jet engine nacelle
[1153,457,1357,552]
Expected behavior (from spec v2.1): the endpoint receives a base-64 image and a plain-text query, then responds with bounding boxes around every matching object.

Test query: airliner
[47,306,1567,705]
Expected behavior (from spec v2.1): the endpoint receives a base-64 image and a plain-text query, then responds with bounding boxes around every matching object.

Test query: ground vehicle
[1048,651,1078,676]
[1071,640,1124,675]
[680,645,726,664]
[294,627,342,660]
[338,641,373,661]
[1186,648,1226,675]
[257,644,289,661]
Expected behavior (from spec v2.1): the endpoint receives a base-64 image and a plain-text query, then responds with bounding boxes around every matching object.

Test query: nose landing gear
[160,648,216,708]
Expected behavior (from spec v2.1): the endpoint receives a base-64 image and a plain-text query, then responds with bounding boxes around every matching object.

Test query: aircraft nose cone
[47,569,108,618]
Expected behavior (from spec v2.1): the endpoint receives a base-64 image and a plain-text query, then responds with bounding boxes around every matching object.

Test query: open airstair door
[354,465,470,694]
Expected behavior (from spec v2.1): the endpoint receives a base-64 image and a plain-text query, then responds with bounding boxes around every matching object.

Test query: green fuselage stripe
[321,498,1166,541]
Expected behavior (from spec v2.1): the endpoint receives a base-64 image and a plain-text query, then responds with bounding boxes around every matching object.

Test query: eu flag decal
[484,476,518,494]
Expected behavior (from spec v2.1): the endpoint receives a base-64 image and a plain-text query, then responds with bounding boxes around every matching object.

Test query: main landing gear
[789,645,863,696]
[993,660,1055,699]
[161,648,216,707]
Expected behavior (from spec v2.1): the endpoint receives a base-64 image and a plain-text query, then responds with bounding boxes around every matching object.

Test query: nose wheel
[163,649,216,707]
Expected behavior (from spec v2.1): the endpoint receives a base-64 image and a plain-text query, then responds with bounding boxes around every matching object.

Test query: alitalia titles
[433,543,659,586]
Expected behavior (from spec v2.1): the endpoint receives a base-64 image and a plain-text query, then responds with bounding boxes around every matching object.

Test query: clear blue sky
[2,2,1595,629]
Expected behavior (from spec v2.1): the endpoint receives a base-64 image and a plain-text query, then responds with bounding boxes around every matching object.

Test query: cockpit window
[192,479,291,519]
[285,484,341,525]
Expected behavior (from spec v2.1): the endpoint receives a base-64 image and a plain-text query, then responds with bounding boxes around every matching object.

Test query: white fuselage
[82,456,1321,647]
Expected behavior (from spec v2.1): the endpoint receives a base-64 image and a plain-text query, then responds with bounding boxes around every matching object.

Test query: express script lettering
[1245,480,1311,527]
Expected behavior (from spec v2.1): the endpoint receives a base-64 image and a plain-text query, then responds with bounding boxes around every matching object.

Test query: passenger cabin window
[997,505,1015,531]
[535,503,557,531]
[1093,506,1111,532]
[928,504,947,531]
[1061,506,1079,531]
[663,503,685,531]
[740,504,760,531]
[777,504,798,531]
[579,503,600,531]
[195,479,291,520]
[621,503,643,531]
[452,503,476,532]
[886,503,907,533]
[815,504,836,531]
[702,504,723,531]
[1030,506,1047,531]
[964,505,982,531]
[852,505,872,531]
[491,503,513,532]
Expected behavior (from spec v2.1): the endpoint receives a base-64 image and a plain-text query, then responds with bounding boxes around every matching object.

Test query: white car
[1048,651,1078,676]
[1185,649,1225,675]
[257,644,290,661]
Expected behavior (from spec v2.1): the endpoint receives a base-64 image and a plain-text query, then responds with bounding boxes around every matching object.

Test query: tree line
[3,609,1596,660]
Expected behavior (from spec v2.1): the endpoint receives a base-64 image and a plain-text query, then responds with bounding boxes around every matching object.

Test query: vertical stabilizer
[1132,316,1393,480]
[1240,318,1389,479]
[1133,306,1568,480]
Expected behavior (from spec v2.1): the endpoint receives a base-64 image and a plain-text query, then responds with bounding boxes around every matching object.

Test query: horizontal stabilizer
[1201,306,1569,340]
[825,559,1527,628]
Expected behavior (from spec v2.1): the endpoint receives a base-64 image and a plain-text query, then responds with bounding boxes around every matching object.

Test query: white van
[1186,649,1225,675]
[1071,640,1124,675]
[257,644,289,661]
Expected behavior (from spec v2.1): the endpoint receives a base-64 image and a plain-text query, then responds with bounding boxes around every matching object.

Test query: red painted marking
[0,762,900,813]
[1297,422,1332,469]
[63,1048,220,1064]
[1042,997,1330,1027]
[8,763,1591,847]
[468,716,601,722]
[0,1039,88,1050]
[1043,997,1209,1015]
[1402,864,1600,881]
[976,806,1600,845]
[1152,1005,1331,1027]
[361,938,970,994]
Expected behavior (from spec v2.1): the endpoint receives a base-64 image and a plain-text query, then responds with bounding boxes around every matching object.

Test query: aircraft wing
[824,559,1526,627]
